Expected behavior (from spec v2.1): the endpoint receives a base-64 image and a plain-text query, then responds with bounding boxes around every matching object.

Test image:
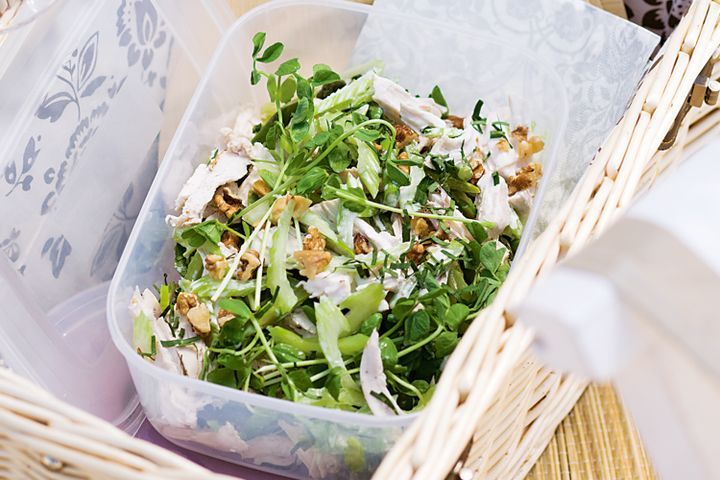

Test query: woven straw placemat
[224,2,654,479]
[527,385,655,480]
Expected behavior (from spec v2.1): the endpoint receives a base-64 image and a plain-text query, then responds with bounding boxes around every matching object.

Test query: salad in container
[109,2,567,478]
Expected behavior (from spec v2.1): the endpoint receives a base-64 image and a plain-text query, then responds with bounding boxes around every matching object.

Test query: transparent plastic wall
[0,0,232,430]
[109,1,568,478]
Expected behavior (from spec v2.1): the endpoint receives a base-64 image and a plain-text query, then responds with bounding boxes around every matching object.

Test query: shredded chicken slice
[360,330,402,416]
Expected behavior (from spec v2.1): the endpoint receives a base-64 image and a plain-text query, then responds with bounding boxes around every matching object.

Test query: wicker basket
[1,1,719,479]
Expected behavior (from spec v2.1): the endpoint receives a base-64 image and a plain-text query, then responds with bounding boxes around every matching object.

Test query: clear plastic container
[0,0,232,431]
[108,1,568,478]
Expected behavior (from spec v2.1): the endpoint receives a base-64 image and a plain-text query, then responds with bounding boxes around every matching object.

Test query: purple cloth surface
[135,420,286,479]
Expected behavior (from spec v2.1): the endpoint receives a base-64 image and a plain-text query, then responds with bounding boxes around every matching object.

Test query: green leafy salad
[130,32,545,416]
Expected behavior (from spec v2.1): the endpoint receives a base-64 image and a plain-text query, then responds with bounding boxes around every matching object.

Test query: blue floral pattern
[116,0,168,86]
[36,32,107,123]
[1,0,172,293]
[4,136,40,197]
[41,235,72,279]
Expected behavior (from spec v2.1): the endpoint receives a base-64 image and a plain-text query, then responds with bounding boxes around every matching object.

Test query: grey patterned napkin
[360,0,659,235]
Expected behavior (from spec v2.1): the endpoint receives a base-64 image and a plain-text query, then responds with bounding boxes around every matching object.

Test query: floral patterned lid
[0,0,231,430]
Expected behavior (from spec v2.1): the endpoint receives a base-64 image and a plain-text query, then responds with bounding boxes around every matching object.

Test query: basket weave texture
[0,0,719,479]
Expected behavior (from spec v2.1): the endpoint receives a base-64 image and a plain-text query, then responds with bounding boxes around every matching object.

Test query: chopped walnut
[217,308,235,328]
[303,226,326,251]
[213,184,243,218]
[354,233,373,254]
[236,249,261,281]
[509,162,543,195]
[271,195,312,223]
[187,303,211,335]
[252,179,271,197]
[518,136,545,160]
[205,254,228,281]
[294,250,332,279]
[221,231,239,251]
[446,115,465,129]
[395,123,417,149]
[469,149,485,184]
[176,292,198,316]
[511,125,529,142]
[406,243,426,263]
[410,217,432,238]
[496,138,511,152]
[397,152,411,174]
[373,143,383,153]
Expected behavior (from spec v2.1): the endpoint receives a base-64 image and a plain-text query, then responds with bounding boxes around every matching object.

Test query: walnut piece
[466,148,485,184]
[217,308,235,328]
[236,249,261,281]
[176,292,198,316]
[518,136,545,160]
[509,162,543,195]
[294,250,332,279]
[187,304,211,335]
[271,195,313,223]
[252,179,271,197]
[511,125,529,142]
[395,123,417,149]
[303,226,326,251]
[221,231,239,251]
[213,184,243,218]
[406,243,426,263]
[354,233,373,254]
[205,254,228,281]
[446,115,465,129]
[496,138,511,152]
[410,217,432,238]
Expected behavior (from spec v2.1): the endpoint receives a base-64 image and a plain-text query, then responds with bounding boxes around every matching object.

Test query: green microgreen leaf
[430,85,449,116]
[312,64,342,86]
[252,32,266,57]
[280,76,297,103]
[276,58,301,76]
[257,42,284,63]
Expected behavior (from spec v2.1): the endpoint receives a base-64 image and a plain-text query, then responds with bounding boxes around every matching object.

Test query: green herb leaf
[207,367,237,388]
[445,303,470,331]
[379,337,398,368]
[217,317,248,348]
[430,85,449,115]
[257,42,284,63]
[404,310,431,345]
[276,58,301,76]
[479,242,506,274]
[160,336,201,348]
[295,74,313,100]
[385,162,411,187]
[251,32,266,57]
[266,74,278,102]
[359,313,383,337]
[354,129,382,142]
[288,369,312,392]
[273,343,307,363]
[312,64,342,86]
[280,76,297,103]
[217,298,252,319]
[433,331,458,357]
[296,167,329,195]
[289,97,312,142]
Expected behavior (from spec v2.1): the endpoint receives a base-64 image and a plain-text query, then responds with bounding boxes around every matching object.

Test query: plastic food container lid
[0,0,234,430]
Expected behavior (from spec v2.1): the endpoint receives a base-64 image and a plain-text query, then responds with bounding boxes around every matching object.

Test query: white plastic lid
[0,0,232,430]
